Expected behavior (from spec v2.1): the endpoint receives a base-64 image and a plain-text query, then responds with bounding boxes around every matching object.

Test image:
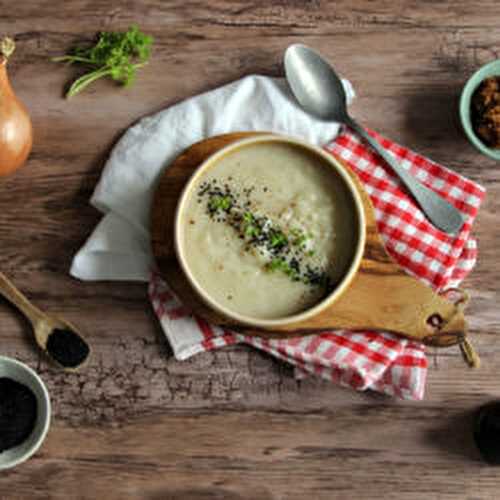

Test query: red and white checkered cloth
[149,129,485,400]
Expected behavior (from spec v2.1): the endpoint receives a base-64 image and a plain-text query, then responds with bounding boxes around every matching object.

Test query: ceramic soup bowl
[175,134,366,329]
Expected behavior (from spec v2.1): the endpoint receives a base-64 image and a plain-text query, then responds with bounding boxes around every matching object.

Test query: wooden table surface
[1,1,499,499]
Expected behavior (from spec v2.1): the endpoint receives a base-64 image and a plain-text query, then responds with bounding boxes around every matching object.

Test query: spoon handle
[345,118,464,234]
[0,272,46,324]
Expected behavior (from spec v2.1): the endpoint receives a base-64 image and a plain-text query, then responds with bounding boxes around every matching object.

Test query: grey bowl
[0,356,51,470]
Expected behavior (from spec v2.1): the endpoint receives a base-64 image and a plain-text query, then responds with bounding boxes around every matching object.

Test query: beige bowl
[175,134,366,329]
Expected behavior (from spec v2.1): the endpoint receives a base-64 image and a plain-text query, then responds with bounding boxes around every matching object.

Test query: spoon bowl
[285,43,348,122]
[33,314,90,371]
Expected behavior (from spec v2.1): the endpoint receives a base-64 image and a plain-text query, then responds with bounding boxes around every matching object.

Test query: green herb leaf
[209,195,232,212]
[245,225,260,237]
[267,257,286,272]
[268,229,288,249]
[242,212,261,237]
[266,257,298,280]
[243,212,255,224]
[52,25,153,98]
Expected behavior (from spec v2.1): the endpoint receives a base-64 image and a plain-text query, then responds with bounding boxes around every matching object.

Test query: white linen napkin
[70,75,354,281]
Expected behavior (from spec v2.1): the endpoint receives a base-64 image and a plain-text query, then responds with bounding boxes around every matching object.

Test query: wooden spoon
[0,271,90,371]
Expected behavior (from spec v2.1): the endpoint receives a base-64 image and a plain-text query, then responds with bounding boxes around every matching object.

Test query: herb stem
[51,55,95,64]
[66,67,113,98]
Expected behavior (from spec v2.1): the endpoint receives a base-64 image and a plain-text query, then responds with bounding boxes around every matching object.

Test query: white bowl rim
[0,356,51,471]
[174,134,366,328]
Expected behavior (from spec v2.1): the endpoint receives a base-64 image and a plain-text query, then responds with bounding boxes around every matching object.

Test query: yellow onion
[0,37,32,176]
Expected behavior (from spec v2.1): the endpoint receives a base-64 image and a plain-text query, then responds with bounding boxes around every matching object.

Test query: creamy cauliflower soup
[178,139,360,320]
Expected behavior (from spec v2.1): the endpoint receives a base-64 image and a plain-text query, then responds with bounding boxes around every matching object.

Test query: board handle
[420,288,469,347]
[265,270,470,344]
[420,288,479,368]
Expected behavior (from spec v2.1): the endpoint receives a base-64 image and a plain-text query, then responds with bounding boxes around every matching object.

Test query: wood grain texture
[0,1,499,498]
[151,133,468,345]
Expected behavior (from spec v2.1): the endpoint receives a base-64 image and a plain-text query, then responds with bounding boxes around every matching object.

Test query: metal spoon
[284,44,464,234]
[0,271,90,371]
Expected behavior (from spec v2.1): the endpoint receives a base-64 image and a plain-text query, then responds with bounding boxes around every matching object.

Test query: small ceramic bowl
[175,134,366,329]
[0,356,51,471]
[460,59,500,160]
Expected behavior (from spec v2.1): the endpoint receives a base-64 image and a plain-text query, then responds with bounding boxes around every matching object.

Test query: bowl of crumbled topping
[460,60,500,160]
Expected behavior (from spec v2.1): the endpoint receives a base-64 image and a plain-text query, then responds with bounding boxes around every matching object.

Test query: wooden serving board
[151,133,467,346]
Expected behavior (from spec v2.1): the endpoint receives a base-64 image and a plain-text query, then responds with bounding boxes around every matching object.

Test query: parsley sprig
[52,26,153,98]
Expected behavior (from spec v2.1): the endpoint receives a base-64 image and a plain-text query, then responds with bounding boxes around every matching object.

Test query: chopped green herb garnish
[267,257,285,272]
[245,225,260,237]
[198,179,331,289]
[267,257,300,281]
[209,195,232,211]
[243,212,255,224]
[269,229,288,249]
[242,212,261,237]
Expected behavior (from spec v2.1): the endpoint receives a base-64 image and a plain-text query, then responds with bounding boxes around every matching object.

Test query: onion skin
[0,56,33,176]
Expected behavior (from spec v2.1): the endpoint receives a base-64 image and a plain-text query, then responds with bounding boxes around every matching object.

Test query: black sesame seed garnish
[196,178,331,289]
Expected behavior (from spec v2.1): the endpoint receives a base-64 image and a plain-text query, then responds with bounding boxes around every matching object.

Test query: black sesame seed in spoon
[46,328,90,368]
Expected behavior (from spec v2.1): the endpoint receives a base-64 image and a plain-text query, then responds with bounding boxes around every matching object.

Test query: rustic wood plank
[0,0,500,498]
[0,409,493,500]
